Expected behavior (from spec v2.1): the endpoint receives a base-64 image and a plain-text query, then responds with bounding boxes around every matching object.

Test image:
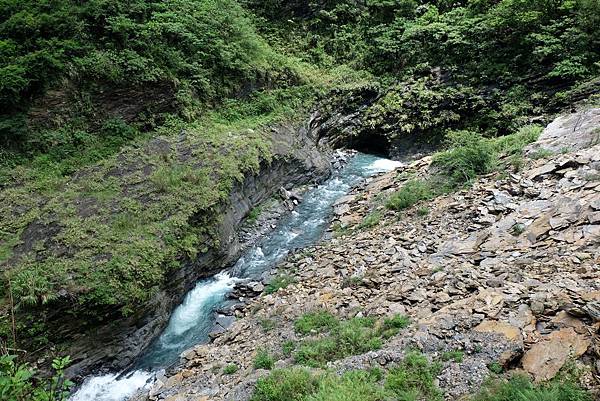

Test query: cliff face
[0,115,333,379]
[133,109,600,400]
[64,123,332,378]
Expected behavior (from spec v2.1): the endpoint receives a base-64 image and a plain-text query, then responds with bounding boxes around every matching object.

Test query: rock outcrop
[133,110,600,401]
[63,123,332,379]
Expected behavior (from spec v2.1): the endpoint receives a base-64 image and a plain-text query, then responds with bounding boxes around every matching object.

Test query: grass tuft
[254,349,275,370]
[294,310,339,335]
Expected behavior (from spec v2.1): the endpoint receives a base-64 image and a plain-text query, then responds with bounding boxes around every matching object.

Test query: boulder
[525,108,600,155]
[521,328,591,382]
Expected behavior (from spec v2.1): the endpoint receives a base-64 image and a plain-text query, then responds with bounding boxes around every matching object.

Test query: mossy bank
[0,93,335,378]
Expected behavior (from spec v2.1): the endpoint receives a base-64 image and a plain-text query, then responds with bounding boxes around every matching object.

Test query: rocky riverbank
[132,108,600,401]
[60,122,334,380]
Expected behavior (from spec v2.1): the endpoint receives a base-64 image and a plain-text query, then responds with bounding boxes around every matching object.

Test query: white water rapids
[70,154,402,401]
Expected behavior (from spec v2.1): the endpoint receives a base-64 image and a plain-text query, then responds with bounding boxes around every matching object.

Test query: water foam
[70,371,153,401]
[163,272,237,337]
[367,158,403,173]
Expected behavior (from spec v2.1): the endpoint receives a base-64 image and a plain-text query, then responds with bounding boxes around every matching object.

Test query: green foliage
[488,362,504,374]
[309,370,390,401]
[0,354,73,401]
[385,351,443,401]
[294,318,382,367]
[254,349,275,370]
[385,180,436,211]
[282,340,296,357]
[440,350,464,363]
[382,314,410,331]
[249,0,599,147]
[265,274,296,294]
[252,368,388,401]
[251,352,445,401]
[358,211,382,230]
[293,315,409,368]
[251,368,320,401]
[417,207,429,216]
[247,206,262,224]
[0,89,317,349]
[294,310,340,335]
[223,364,239,375]
[473,374,592,401]
[433,131,496,186]
[0,0,282,148]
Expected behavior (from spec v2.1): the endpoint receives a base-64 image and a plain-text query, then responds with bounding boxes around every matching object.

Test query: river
[70,153,401,401]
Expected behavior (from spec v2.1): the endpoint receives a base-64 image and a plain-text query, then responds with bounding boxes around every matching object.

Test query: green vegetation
[2,0,599,390]
[357,211,382,230]
[294,310,339,335]
[433,131,496,186]
[247,206,262,224]
[386,179,438,211]
[440,350,464,363]
[251,352,592,401]
[254,349,275,370]
[282,340,296,357]
[251,352,442,401]
[248,0,600,143]
[265,273,296,294]
[386,126,542,211]
[251,368,320,401]
[488,362,504,375]
[0,354,72,401]
[473,374,592,401]
[1,0,282,151]
[224,364,239,375]
[385,351,443,401]
[417,207,429,216]
[293,312,410,368]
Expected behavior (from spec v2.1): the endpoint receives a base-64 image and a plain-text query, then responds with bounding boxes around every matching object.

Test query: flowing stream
[70,153,401,401]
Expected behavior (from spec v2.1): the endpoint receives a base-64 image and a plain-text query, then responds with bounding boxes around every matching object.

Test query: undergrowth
[386,125,543,212]
[292,311,410,368]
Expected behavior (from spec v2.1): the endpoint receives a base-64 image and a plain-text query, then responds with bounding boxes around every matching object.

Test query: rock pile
[132,110,600,401]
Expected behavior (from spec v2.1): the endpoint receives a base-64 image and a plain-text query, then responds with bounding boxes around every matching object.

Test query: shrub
[294,337,339,368]
[223,364,238,375]
[294,310,339,335]
[381,314,410,338]
[310,370,389,401]
[433,130,496,186]
[251,368,319,401]
[0,354,73,401]
[357,211,382,230]
[282,340,295,357]
[251,354,446,401]
[265,274,296,294]
[472,374,592,401]
[386,180,435,211]
[440,350,464,363]
[247,206,261,224]
[293,316,388,367]
[385,351,443,401]
[254,349,275,370]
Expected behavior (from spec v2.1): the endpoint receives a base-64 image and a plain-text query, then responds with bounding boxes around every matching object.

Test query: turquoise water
[70,154,401,401]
